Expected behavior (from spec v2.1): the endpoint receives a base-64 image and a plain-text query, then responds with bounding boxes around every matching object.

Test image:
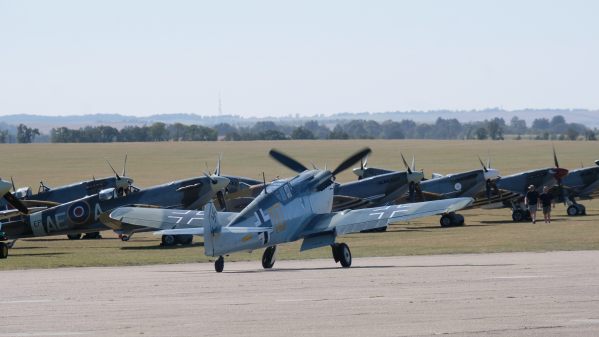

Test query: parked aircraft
[0,174,230,258]
[353,155,501,226]
[108,148,473,272]
[555,159,599,216]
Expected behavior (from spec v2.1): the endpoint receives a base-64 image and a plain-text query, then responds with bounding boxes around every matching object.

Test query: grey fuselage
[0,176,218,239]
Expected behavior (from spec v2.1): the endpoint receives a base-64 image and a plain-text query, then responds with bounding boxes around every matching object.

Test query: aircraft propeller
[0,179,29,214]
[401,153,424,202]
[269,148,372,180]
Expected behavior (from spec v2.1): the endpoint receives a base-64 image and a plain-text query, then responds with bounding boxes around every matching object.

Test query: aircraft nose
[554,167,569,180]
[352,167,365,177]
[484,169,500,181]
[213,176,231,190]
[408,171,424,183]
[0,179,11,195]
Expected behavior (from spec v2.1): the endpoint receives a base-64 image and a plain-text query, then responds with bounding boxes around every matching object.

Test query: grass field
[1,139,598,270]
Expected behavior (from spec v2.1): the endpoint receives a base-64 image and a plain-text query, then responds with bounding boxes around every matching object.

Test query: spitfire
[109,148,473,272]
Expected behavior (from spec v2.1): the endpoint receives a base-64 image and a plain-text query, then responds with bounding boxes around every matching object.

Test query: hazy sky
[1,0,598,117]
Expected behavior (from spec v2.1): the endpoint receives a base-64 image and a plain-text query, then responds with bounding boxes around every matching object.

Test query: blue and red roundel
[67,201,91,224]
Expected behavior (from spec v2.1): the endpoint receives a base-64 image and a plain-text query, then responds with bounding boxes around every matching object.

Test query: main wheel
[261,246,277,269]
[453,214,465,226]
[161,235,176,246]
[67,233,82,240]
[337,243,352,268]
[440,214,453,227]
[0,242,8,259]
[512,210,524,222]
[577,204,586,215]
[215,256,224,273]
[567,205,578,216]
[121,235,130,242]
[174,235,193,245]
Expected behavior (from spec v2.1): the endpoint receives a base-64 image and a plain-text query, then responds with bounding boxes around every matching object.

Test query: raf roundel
[68,200,91,224]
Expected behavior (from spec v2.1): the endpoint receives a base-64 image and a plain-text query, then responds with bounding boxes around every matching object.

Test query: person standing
[539,186,555,223]
[524,185,540,224]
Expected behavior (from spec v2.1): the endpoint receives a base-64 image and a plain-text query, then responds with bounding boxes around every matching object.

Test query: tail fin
[203,202,221,257]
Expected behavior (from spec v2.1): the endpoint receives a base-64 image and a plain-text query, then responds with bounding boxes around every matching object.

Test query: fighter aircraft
[1,156,136,239]
[491,148,569,221]
[353,155,501,226]
[108,148,473,272]
[554,159,599,216]
[0,173,230,258]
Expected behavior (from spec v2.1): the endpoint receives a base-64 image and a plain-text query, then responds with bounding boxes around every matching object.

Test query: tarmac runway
[2,251,599,337]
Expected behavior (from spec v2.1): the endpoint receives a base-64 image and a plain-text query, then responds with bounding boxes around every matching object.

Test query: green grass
[1,139,598,270]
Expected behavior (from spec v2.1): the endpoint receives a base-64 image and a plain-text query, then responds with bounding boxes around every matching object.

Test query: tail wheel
[0,242,8,259]
[215,256,224,273]
[261,246,277,269]
[567,205,579,216]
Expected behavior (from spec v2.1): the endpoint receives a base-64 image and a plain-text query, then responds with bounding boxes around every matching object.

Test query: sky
[0,0,598,117]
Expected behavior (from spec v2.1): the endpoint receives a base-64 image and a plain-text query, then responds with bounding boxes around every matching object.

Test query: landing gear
[67,233,82,240]
[161,235,176,246]
[262,245,277,269]
[331,243,352,268]
[511,209,531,222]
[120,235,130,242]
[215,256,224,272]
[0,242,8,259]
[161,235,193,246]
[567,204,586,216]
[82,232,102,239]
[440,212,465,227]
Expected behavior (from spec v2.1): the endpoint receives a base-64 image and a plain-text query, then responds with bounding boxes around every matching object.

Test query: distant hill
[0,109,597,133]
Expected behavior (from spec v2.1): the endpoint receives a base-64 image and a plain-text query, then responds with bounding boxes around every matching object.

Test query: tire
[331,244,341,262]
[440,214,453,227]
[0,242,8,259]
[512,210,524,222]
[337,243,352,268]
[67,233,82,240]
[121,235,130,242]
[577,205,586,215]
[215,256,224,273]
[261,246,277,269]
[453,214,465,226]
[175,235,193,245]
[567,205,578,216]
[161,235,176,246]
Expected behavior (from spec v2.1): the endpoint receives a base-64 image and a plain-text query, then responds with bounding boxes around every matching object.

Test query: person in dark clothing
[524,184,539,224]
[539,186,555,223]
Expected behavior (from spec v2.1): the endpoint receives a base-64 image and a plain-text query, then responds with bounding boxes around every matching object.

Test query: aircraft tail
[203,202,221,257]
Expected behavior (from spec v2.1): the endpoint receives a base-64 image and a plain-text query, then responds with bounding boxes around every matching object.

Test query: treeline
[1,115,596,143]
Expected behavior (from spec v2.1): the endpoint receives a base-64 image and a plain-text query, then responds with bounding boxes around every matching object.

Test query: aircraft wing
[107,207,237,231]
[299,197,473,238]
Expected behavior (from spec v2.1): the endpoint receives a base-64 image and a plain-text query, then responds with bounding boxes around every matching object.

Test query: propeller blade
[332,148,372,177]
[3,192,29,214]
[10,177,16,192]
[269,149,309,173]
[311,161,318,170]
[215,154,222,176]
[363,156,368,168]
[400,153,412,174]
[204,162,212,176]
[553,146,559,168]
[411,155,415,172]
[486,157,491,169]
[106,159,121,180]
[122,154,128,177]
[360,158,364,170]
[478,156,488,172]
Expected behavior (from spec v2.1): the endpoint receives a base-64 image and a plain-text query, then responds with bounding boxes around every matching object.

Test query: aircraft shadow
[13,252,69,257]
[224,263,515,274]
[120,243,204,251]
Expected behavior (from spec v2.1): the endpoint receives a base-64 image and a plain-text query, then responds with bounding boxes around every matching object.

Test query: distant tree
[148,122,168,141]
[302,120,331,139]
[213,123,238,137]
[259,129,287,140]
[487,119,504,140]
[16,124,40,143]
[566,127,579,140]
[585,130,597,141]
[509,116,527,134]
[224,132,242,141]
[532,118,550,130]
[291,127,315,140]
[475,127,488,140]
[329,125,349,139]
[0,130,9,143]
[380,120,405,139]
